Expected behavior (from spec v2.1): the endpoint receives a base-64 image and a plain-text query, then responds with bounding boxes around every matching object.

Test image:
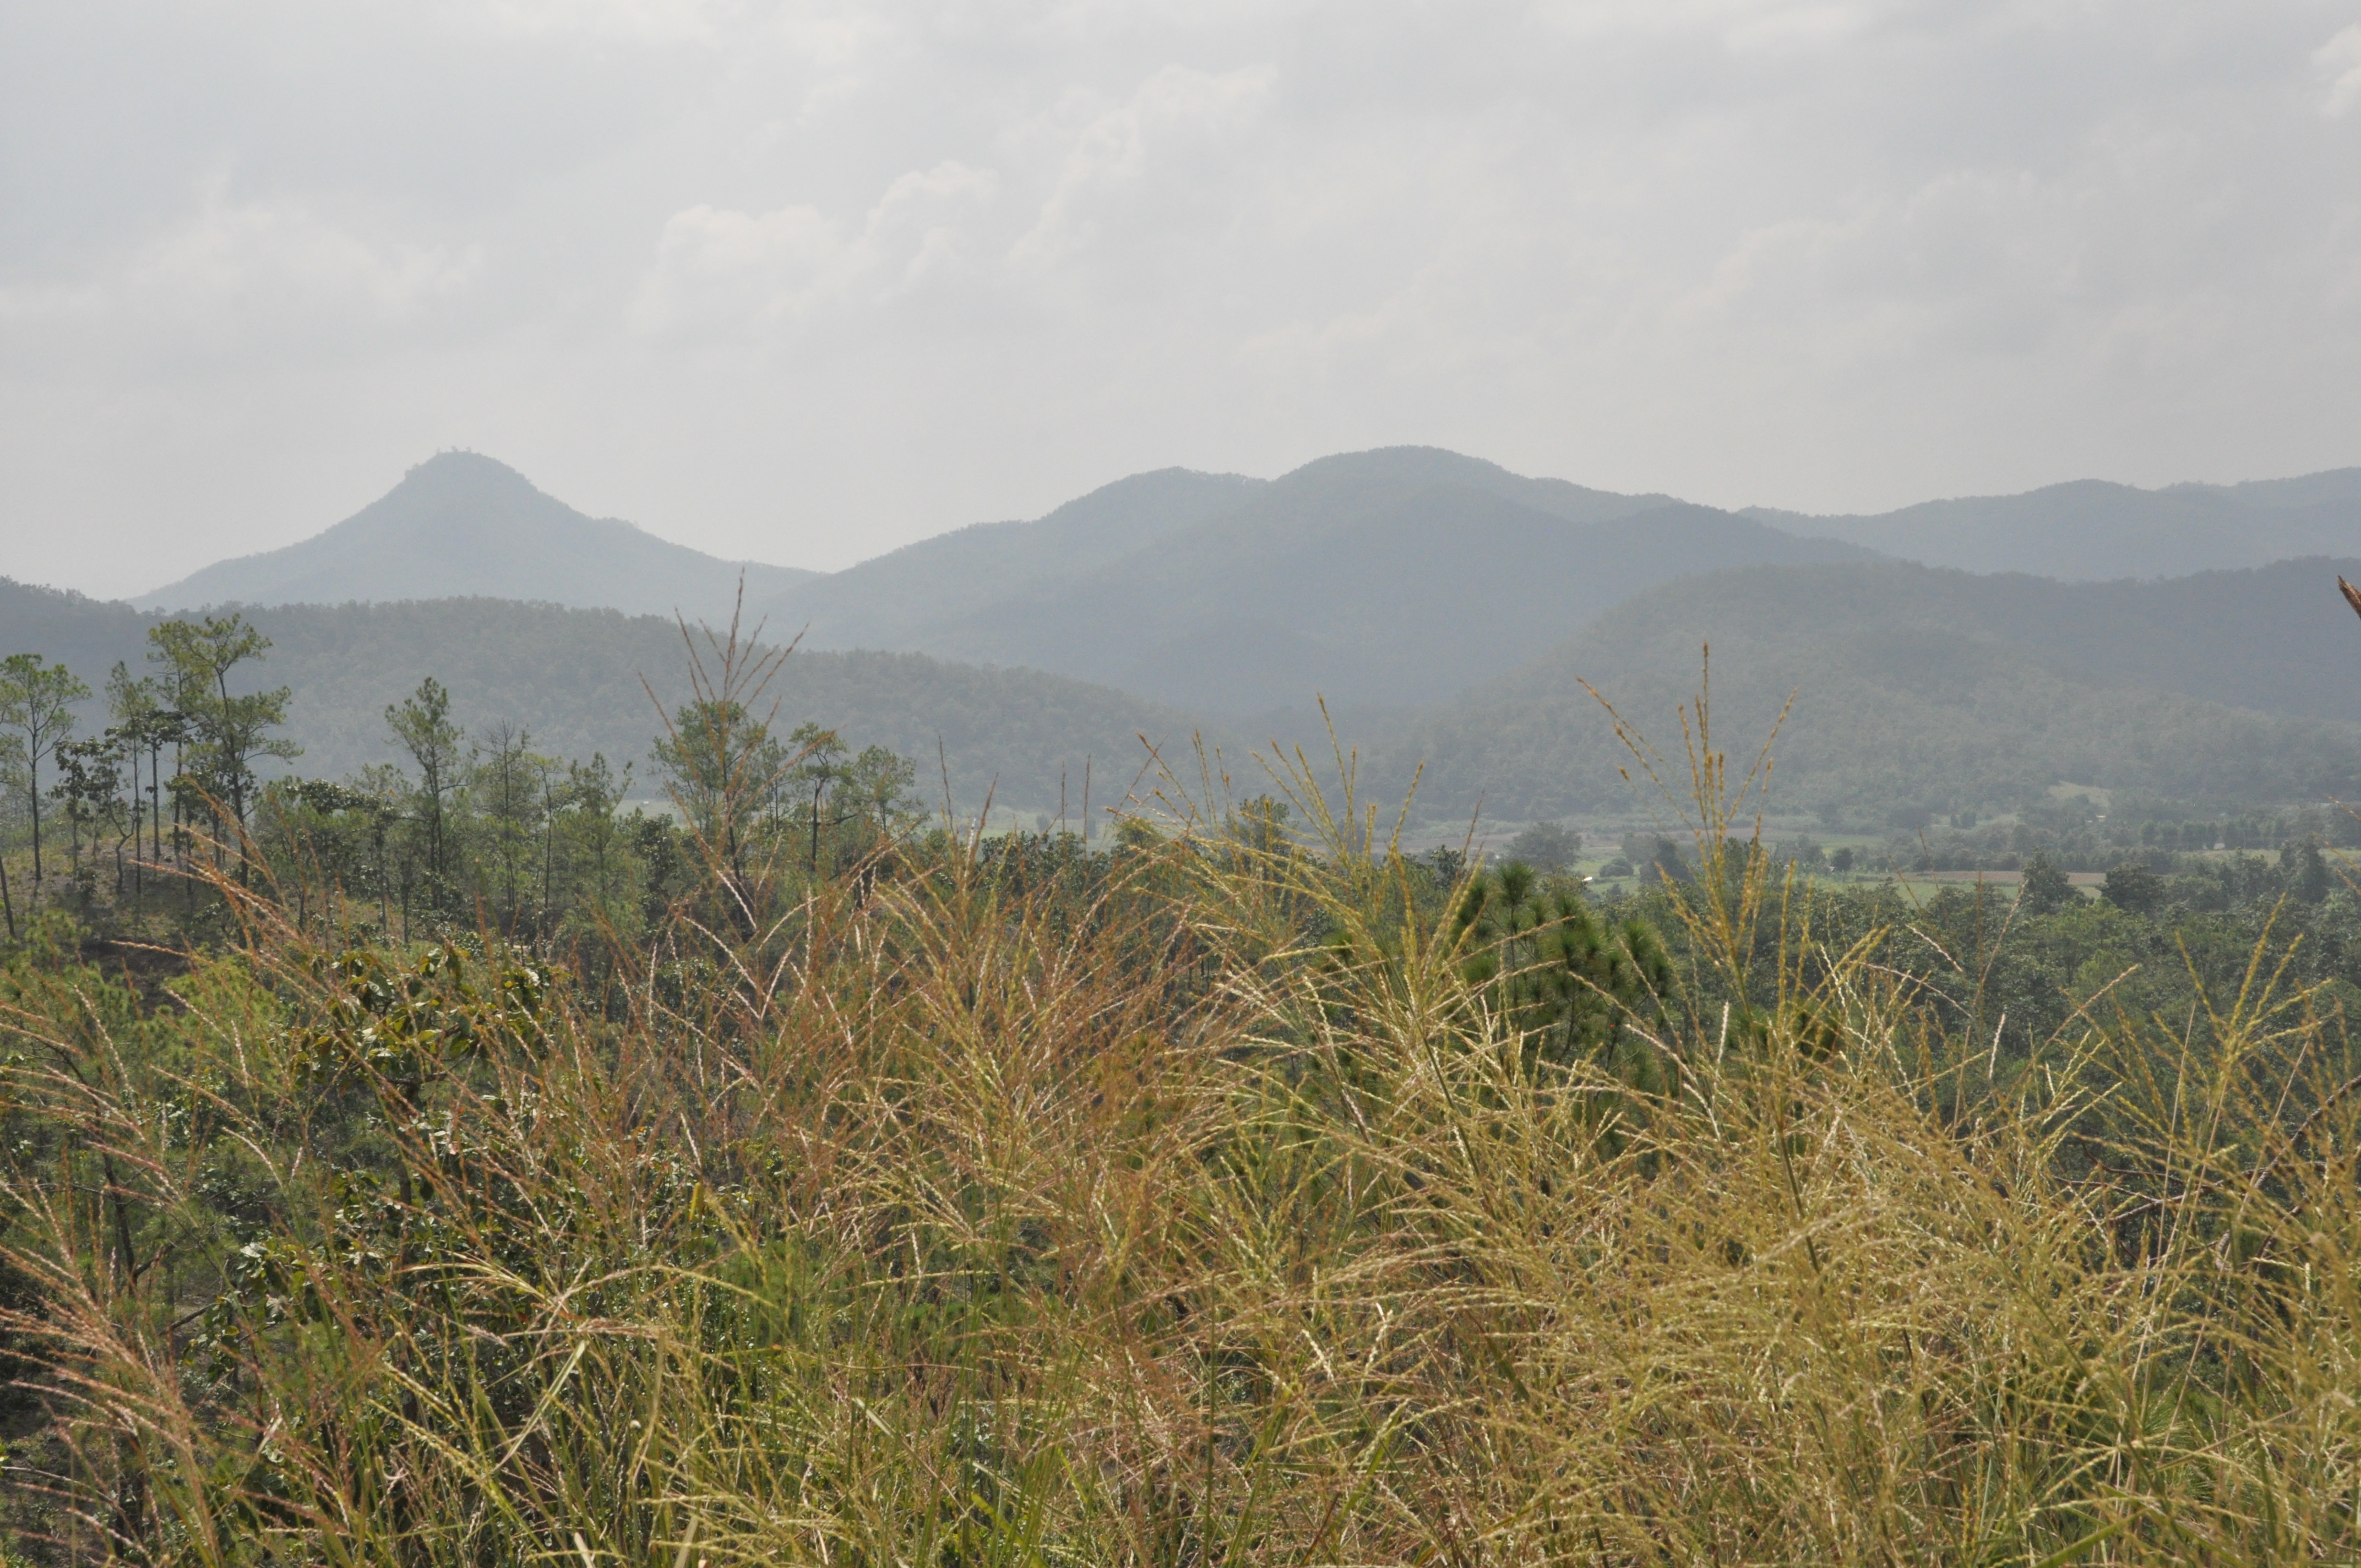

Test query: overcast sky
[4,1,2360,598]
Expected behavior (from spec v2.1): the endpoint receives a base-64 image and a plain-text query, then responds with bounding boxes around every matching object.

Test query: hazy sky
[5,1,2360,598]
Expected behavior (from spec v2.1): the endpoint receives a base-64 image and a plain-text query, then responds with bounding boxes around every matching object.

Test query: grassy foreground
[2,721,2359,1564]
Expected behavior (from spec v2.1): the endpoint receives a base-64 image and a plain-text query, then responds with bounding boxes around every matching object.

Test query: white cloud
[1011,64,1277,266]
[2319,24,2361,116]
[1528,0,1926,49]
[632,160,999,336]
[454,0,751,43]
[0,184,480,371]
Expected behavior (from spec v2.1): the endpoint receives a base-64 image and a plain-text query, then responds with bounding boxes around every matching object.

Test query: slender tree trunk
[809,783,823,876]
[27,756,43,894]
[0,848,14,940]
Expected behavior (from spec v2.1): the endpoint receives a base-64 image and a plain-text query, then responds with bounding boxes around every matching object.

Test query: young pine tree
[0,652,91,895]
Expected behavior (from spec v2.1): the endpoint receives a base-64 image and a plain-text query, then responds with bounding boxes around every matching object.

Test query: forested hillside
[1568,555,2361,725]
[138,453,814,623]
[1381,559,2361,820]
[0,579,1200,807]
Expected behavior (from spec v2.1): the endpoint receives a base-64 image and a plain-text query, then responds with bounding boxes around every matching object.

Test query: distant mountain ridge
[117,448,2361,712]
[137,453,816,623]
[766,446,1873,712]
[752,467,1266,651]
[19,553,2361,824]
[1748,469,2361,580]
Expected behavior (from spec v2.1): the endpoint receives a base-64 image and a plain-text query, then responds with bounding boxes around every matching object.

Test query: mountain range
[11,445,2361,825]
[752,447,1874,711]
[134,448,1876,714]
[134,449,2361,623]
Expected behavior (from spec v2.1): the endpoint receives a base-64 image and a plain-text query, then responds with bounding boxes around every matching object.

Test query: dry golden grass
[3,702,2359,1564]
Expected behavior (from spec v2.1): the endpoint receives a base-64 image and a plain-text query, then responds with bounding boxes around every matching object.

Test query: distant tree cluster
[0,616,928,949]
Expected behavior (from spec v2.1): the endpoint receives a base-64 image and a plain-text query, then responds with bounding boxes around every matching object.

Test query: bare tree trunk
[27,763,43,896]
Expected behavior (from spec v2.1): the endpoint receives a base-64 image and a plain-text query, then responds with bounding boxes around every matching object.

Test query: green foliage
[2101,859,2163,913]
[384,674,465,902]
[1500,818,1580,871]
[0,652,90,894]
[2282,835,2331,903]
[146,614,299,853]
[2017,851,2079,914]
[1452,862,1673,1084]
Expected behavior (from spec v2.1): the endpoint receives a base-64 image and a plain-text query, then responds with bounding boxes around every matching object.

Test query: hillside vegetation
[0,579,1198,807]
[1382,559,2361,820]
[8,512,2361,1559]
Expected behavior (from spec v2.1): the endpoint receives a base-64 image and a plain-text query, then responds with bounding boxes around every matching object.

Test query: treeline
[0,616,929,948]
[0,577,1193,812]
[1871,800,2357,878]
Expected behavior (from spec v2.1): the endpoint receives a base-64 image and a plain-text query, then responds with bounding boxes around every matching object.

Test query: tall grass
[2,689,2358,1563]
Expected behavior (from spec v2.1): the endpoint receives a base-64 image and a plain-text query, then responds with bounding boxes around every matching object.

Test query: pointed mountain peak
[137,454,812,617]
[377,450,573,518]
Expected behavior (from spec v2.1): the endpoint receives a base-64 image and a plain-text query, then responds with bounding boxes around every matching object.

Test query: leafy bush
[1500,820,1581,872]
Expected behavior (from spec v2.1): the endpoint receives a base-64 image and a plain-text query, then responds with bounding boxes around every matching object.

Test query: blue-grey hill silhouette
[137,452,815,623]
